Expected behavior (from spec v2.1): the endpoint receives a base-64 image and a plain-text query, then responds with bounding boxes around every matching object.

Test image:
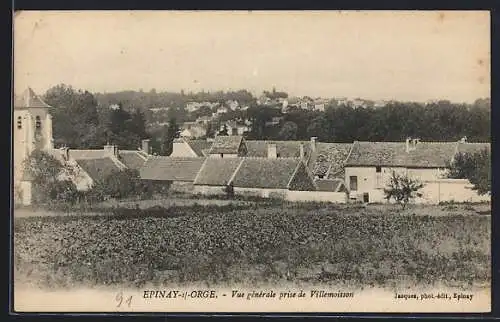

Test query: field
[13,201,491,291]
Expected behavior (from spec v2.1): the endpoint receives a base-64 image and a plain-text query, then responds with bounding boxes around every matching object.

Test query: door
[363,193,369,203]
[349,176,358,191]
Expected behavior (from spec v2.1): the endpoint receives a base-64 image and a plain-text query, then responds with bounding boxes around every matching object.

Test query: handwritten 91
[116,291,133,308]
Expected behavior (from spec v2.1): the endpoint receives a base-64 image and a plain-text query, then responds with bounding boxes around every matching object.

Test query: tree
[447,149,491,195]
[160,118,180,156]
[205,122,216,138]
[22,150,79,205]
[92,169,143,200]
[278,121,298,140]
[44,84,99,148]
[384,171,424,209]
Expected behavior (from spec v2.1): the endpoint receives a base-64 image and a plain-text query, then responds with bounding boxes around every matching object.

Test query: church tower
[13,87,54,205]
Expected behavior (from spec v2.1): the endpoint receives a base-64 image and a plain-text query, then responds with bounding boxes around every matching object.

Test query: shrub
[447,149,491,195]
[384,171,424,209]
[23,150,79,205]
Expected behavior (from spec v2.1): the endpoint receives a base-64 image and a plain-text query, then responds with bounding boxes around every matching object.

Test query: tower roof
[14,87,51,109]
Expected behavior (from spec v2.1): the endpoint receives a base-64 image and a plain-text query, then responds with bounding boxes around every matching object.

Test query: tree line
[43,84,490,156]
[246,102,490,143]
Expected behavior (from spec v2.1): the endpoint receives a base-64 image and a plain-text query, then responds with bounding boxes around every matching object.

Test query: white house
[344,138,490,204]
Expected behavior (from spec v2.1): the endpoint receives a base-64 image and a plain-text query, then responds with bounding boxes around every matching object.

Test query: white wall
[286,190,347,203]
[193,185,226,195]
[345,166,450,203]
[208,153,238,158]
[233,187,287,198]
[417,179,490,204]
[171,142,198,157]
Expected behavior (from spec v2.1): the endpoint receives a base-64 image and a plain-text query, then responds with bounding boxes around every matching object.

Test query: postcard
[12,10,491,313]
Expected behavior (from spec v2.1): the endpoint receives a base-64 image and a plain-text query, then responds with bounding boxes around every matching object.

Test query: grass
[14,201,490,291]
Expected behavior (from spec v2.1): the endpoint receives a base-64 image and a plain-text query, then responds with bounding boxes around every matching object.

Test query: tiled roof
[457,142,490,155]
[208,136,244,154]
[186,139,212,157]
[345,141,458,168]
[311,143,352,178]
[231,158,301,189]
[118,150,148,170]
[194,158,242,186]
[140,157,206,181]
[14,88,51,109]
[315,178,345,192]
[75,158,122,182]
[245,140,312,158]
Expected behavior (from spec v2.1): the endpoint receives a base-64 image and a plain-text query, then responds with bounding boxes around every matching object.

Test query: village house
[207,135,248,158]
[171,136,352,182]
[223,120,250,136]
[344,138,491,204]
[193,157,317,198]
[140,156,207,192]
[179,121,207,139]
[171,138,212,157]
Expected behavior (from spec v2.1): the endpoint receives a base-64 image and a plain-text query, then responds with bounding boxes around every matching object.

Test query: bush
[384,171,424,209]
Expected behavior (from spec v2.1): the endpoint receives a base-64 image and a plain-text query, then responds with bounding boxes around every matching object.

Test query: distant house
[208,135,247,158]
[58,142,149,191]
[180,121,206,139]
[193,158,243,195]
[171,138,212,157]
[193,157,316,198]
[344,138,490,204]
[216,106,229,114]
[224,120,250,136]
[230,158,316,198]
[140,156,206,192]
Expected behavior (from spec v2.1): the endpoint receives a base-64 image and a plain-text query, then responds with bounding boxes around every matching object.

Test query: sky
[13,11,490,103]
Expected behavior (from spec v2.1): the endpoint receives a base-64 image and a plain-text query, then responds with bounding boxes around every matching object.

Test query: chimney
[406,137,418,153]
[104,143,119,158]
[60,146,70,161]
[141,139,151,155]
[405,137,411,153]
[310,137,317,152]
[267,143,277,159]
[299,143,305,160]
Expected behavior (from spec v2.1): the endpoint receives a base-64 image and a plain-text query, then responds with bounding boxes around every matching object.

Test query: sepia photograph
[12,10,491,313]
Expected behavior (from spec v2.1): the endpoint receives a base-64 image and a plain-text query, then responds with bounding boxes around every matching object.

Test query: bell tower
[13,87,54,205]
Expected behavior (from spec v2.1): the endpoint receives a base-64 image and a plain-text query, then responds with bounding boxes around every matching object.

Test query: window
[349,176,358,191]
[35,116,41,129]
[376,166,382,173]
[17,116,22,129]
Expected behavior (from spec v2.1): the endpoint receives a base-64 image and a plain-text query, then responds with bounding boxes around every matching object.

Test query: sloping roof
[231,158,301,189]
[185,139,212,157]
[140,157,206,181]
[245,140,312,158]
[208,136,244,154]
[194,158,242,186]
[310,143,352,178]
[118,150,147,170]
[315,179,344,192]
[345,141,458,168]
[75,158,121,182]
[457,142,490,155]
[14,88,52,109]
